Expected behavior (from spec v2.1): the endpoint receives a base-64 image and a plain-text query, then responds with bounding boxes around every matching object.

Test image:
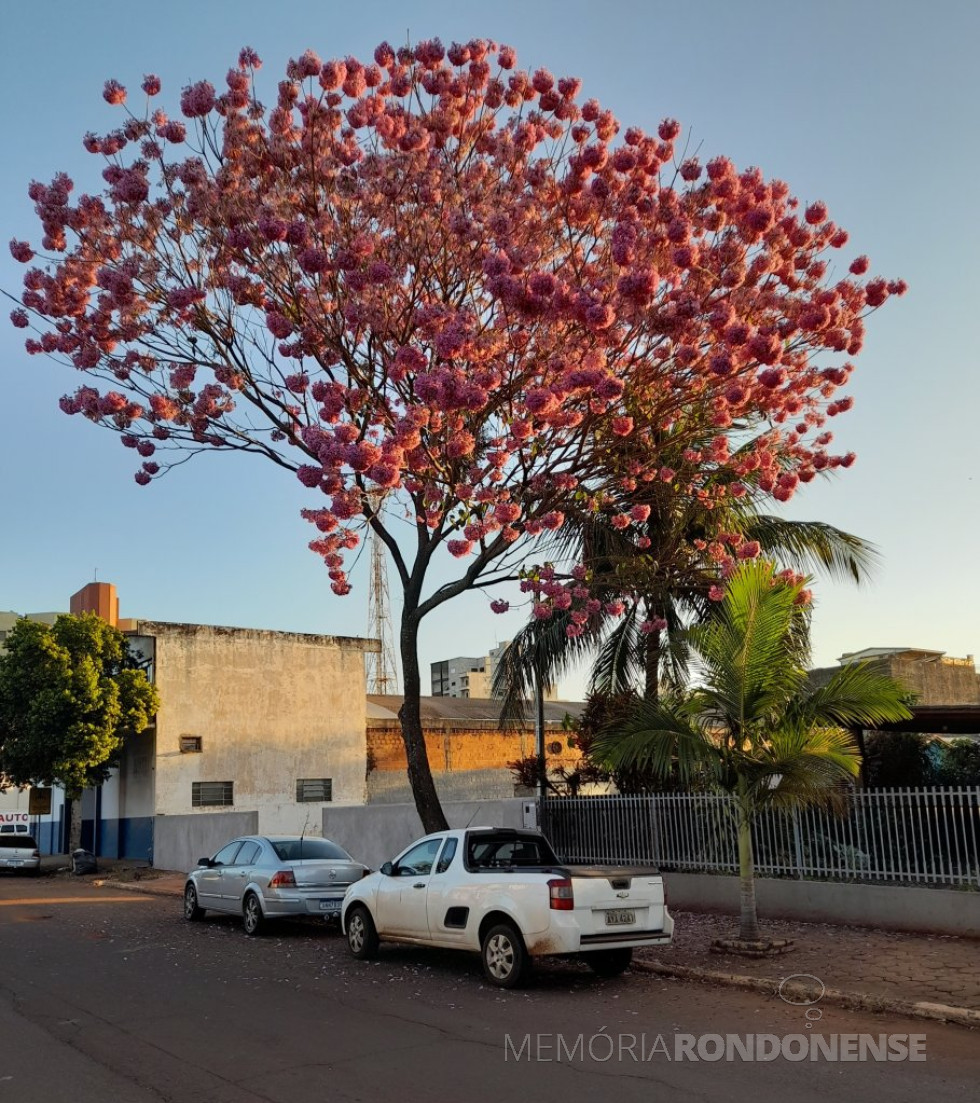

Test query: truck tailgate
[566,866,666,939]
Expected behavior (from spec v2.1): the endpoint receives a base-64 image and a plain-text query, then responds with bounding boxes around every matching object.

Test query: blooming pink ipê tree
[9,40,904,831]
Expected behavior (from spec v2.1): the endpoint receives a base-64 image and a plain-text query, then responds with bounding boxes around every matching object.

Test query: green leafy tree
[934,739,980,786]
[592,560,910,944]
[0,613,159,852]
[863,731,935,787]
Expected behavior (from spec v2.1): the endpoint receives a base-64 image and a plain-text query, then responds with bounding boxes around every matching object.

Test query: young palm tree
[592,560,911,944]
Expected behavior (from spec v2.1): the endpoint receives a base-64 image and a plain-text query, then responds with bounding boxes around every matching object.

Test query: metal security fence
[539,786,980,887]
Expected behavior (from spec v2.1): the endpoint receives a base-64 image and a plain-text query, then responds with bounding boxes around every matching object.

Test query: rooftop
[366,694,584,725]
[839,647,949,663]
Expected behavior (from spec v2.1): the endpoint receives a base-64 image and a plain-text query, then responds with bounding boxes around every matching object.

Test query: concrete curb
[632,960,980,1029]
[92,875,184,898]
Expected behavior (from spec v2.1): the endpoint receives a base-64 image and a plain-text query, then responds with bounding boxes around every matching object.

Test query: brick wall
[366,723,582,775]
[810,653,980,706]
[887,656,979,706]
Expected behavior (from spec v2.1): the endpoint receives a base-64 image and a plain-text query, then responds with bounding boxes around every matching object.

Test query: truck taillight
[548,878,574,911]
[269,870,296,888]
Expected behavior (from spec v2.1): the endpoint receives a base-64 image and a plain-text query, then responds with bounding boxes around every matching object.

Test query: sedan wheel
[481,923,529,989]
[184,884,205,921]
[242,892,267,936]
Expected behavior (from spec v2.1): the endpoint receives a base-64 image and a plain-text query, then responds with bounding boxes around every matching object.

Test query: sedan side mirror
[197,857,212,867]
[380,861,394,877]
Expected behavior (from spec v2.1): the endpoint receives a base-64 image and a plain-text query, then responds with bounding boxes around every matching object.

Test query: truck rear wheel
[481,923,529,989]
[586,948,633,978]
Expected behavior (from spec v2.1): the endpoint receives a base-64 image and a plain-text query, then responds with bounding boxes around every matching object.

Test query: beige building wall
[144,621,374,836]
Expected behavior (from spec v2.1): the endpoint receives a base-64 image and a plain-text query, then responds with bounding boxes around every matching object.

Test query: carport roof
[869,705,980,736]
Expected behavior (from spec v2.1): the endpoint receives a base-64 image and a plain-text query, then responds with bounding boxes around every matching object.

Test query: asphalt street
[0,874,977,1102]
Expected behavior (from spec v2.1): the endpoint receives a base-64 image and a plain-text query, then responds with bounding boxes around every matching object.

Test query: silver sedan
[183,835,368,935]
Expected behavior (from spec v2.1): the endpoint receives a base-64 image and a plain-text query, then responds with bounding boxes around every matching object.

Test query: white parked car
[342,827,673,987]
[0,834,41,875]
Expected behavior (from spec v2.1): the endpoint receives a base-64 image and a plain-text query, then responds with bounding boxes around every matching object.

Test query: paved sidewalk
[636,911,980,1013]
[90,861,185,898]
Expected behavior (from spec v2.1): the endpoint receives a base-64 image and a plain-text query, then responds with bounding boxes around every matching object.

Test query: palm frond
[793,661,913,730]
[592,696,721,787]
[491,612,596,726]
[590,606,643,696]
[691,562,809,728]
[744,516,879,585]
[738,724,861,811]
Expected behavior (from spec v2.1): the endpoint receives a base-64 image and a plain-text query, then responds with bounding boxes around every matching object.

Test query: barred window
[192,781,233,807]
[296,778,333,803]
[179,735,203,753]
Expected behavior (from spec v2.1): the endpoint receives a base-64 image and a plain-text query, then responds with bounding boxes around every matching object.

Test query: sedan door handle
[413,882,425,889]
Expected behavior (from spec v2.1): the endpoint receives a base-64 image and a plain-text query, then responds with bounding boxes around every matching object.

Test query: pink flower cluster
[9,40,902,603]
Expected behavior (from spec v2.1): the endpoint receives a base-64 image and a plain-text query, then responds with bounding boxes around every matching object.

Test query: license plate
[319,899,343,910]
[605,909,635,926]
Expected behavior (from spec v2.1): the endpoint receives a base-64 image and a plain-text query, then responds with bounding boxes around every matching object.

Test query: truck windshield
[466,833,559,869]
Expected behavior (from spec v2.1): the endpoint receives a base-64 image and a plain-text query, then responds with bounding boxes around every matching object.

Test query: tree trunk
[643,628,661,702]
[534,664,546,802]
[736,794,761,942]
[853,727,869,787]
[67,793,83,854]
[398,609,449,834]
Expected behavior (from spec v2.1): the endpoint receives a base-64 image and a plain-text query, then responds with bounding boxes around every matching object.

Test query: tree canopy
[8,40,903,829]
[0,613,159,801]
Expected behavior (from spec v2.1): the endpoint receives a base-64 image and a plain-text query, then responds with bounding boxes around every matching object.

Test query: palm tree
[492,479,878,722]
[592,560,911,944]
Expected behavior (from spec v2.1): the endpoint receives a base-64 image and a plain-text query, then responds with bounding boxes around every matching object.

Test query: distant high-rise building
[430,642,558,699]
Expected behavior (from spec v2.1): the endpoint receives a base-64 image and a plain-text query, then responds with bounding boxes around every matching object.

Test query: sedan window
[235,841,261,866]
[394,838,443,877]
[0,836,37,849]
[270,838,352,862]
[211,841,243,867]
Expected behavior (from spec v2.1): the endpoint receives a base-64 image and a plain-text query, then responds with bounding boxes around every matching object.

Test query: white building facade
[2,607,378,867]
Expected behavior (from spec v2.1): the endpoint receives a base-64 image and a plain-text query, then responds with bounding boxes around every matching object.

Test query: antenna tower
[366,492,399,695]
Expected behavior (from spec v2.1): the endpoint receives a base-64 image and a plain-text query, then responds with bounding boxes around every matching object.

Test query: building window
[431,660,449,696]
[296,778,333,803]
[192,781,233,807]
[179,735,203,753]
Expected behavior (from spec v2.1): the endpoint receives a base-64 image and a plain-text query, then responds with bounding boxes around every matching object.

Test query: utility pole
[366,493,398,695]
[534,664,546,802]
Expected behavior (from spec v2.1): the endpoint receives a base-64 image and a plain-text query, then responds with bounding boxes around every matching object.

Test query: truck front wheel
[586,948,633,978]
[481,923,530,989]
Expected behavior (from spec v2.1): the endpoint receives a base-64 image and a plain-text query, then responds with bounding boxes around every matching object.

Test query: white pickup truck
[341,827,673,987]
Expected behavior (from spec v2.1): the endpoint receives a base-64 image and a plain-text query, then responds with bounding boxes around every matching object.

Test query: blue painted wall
[79,815,153,860]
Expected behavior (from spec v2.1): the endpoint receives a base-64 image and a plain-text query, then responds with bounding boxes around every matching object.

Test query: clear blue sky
[2,0,978,696]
